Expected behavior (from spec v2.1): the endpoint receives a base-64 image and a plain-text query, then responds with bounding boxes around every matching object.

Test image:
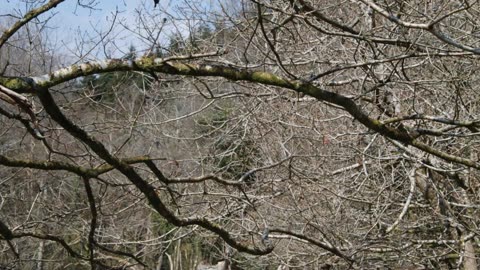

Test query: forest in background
[1,0,480,269]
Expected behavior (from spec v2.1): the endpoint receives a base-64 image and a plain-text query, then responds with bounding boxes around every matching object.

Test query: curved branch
[270,228,354,263]
[36,87,273,255]
[429,24,480,54]
[292,0,359,34]
[1,55,479,169]
[0,0,66,49]
[13,232,85,259]
[358,0,480,54]
[0,106,44,139]
[0,154,159,178]
[358,0,428,29]
[0,155,98,177]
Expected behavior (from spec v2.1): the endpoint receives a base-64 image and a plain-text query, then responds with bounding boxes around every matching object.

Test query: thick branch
[1,56,479,169]
[83,177,97,266]
[0,154,157,178]
[36,87,272,255]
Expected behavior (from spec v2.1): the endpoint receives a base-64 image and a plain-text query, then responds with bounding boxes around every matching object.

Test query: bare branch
[0,0,66,49]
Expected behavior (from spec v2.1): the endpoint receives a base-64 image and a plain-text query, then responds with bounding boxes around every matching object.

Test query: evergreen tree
[79,45,152,102]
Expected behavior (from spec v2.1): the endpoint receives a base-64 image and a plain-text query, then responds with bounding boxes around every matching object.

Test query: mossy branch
[1,55,479,169]
[0,154,160,178]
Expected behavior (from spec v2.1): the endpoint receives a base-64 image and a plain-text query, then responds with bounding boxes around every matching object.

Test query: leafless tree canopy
[1,0,480,269]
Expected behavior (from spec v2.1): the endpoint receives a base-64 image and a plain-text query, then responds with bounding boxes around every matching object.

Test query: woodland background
[1,0,480,269]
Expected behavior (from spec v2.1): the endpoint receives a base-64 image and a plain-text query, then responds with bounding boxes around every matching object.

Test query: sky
[0,0,196,60]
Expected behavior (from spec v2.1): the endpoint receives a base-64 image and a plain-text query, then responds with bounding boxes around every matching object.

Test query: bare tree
[1,0,480,269]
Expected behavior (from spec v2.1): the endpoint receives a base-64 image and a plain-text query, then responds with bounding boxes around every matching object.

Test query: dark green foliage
[151,212,175,236]
[79,46,152,102]
[166,22,214,55]
[198,105,257,183]
[167,32,186,55]
[151,212,204,269]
